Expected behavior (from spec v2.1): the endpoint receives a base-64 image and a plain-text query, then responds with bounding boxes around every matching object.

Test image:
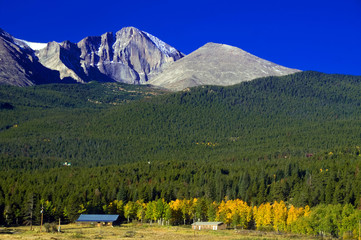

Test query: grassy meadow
[0,223,321,240]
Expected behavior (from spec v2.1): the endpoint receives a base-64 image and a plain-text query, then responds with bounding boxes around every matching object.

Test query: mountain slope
[149,42,300,91]
[0,29,61,86]
[1,71,360,168]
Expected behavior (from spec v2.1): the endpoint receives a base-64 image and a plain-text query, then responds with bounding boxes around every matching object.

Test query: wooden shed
[76,214,120,226]
[192,222,226,230]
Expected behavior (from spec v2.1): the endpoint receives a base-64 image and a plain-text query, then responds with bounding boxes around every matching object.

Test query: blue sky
[1,0,360,75]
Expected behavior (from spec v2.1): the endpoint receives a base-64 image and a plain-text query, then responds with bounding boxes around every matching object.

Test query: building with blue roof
[76,214,120,226]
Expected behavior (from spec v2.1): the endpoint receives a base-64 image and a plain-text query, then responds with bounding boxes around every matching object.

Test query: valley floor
[0,223,320,240]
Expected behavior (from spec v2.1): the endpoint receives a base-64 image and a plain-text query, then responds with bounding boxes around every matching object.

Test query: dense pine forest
[1,71,361,238]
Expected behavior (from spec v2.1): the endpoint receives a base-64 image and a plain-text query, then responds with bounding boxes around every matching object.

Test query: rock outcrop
[76,27,185,84]
[0,29,60,86]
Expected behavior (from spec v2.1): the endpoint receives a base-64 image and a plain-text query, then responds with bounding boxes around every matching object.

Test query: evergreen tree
[23,192,35,229]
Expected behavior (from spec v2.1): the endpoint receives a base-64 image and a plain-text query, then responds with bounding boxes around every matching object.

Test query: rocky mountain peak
[87,26,184,84]
[149,42,301,91]
[61,40,77,50]
[115,26,143,40]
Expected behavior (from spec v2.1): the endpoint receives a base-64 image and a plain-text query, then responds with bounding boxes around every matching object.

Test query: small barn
[76,214,120,226]
[192,222,226,230]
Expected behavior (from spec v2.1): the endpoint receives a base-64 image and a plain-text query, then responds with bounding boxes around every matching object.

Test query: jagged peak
[111,26,182,57]
[100,31,115,39]
[78,35,101,43]
[115,26,143,38]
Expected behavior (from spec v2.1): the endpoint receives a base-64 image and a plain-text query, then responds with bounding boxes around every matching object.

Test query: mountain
[37,27,185,84]
[149,42,301,91]
[0,27,184,86]
[0,28,61,86]
[1,27,304,90]
[1,27,301,90]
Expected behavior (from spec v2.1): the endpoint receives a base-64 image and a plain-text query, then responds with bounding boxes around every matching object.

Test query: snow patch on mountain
[15,38,47,50]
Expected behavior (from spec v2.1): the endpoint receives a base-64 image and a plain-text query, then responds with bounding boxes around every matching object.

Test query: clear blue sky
[1,0,360,75]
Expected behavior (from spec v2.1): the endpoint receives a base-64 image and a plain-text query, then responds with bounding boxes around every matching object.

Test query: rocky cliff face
[76,27,184,84]
[0,29,60,86]
[0,27,184,86]
[37,41,87,83]
[149,43,301,91]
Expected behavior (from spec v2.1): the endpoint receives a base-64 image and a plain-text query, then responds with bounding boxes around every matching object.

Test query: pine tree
[23,192,35,230]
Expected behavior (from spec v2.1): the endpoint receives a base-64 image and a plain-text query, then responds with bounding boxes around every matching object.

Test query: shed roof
[76,214,119,222]
[192,222,224,226]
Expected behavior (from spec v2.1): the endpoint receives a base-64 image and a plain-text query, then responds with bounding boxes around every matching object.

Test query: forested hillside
[1,71,361,168]
[1,71,361,236]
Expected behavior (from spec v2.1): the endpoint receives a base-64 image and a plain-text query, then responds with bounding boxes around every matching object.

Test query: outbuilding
[192,222,226,230]
[76,214,120,226]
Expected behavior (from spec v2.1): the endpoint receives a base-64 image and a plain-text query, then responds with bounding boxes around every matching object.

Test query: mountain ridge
[0,27,185,86]
[1,27,299,90]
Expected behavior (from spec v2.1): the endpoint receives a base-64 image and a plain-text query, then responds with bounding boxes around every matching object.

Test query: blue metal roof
[76,214,119,222]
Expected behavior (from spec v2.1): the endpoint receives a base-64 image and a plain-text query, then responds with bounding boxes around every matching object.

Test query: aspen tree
[273,201,287,232]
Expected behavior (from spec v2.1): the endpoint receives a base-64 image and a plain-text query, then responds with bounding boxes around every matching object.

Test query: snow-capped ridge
[143,31,179,57]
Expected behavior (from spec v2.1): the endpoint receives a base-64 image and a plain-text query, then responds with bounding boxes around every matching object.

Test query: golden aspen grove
[96,198,361,238]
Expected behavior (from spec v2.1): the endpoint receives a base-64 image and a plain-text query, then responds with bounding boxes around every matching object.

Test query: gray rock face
[0,29,60,86]
[149,43,301,91]
[79,27,184,84]
[34,27,184,85]
[37,41,86,83]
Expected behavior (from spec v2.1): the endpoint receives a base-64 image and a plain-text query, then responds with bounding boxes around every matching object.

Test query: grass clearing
[0,224,319,240]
